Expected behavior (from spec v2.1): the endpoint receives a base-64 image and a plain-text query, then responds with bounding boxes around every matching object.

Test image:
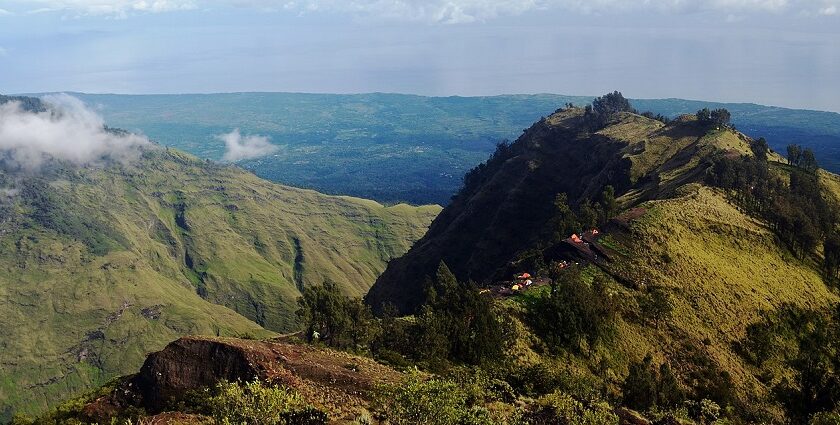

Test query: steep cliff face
[366,108,745,313]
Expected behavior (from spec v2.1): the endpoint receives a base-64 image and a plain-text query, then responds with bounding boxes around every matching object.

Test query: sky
[0,1,839,112]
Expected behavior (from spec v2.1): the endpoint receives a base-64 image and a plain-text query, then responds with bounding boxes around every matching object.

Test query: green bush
[811,412,840,425]
[209,380,326,425]
[521,391,619,425]
[373,369,491,425]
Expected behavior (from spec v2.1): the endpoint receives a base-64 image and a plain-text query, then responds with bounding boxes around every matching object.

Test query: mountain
[37,92,840,206]
[366,101,840,419]
[15,96,840,424]
[0,98,439,419]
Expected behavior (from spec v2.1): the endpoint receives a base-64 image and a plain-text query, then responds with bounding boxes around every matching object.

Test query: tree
[622,354,658,410]
[622,355,685,411]
[551,193,580,242]
[592,91,634,118]
[418,262,505,365]
[824,232,840,284]
[600,185,618,222]
[526,264,617,353]
[657,363,684,408]
[801,148,819,173]
[696,108,731,128]
[641,287,674,327]
[585,91,635,130]
[751,137,769,162]
[296,280,378,350]
[711,108,732,127]
[788,144,803,167]
[696,108,712,123]
[577,200,601,229]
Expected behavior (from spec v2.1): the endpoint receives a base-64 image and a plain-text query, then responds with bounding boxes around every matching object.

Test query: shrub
[373,369,491,425]
[811,412,840,425]
[521,391,619,425]
[209,380,325,425]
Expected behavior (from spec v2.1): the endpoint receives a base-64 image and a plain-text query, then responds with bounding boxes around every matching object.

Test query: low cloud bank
[0,94,150,172]
[217,129,278,162]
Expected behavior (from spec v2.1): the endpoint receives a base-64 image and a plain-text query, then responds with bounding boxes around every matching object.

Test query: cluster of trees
[584,91,636,130]
[525,264,618,354]
[744,304,840,421]
[787,144,819,172]
[695,108,732,128]
[621,355,683,411]
[549,186,618,243]
[295,280,378,350]
[706,148,837,261]
[411,263,506,365]
[297,262,507,368]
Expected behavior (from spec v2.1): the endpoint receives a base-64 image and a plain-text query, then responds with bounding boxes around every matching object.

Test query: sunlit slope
[605,185,838,408]
[0,148,439,418]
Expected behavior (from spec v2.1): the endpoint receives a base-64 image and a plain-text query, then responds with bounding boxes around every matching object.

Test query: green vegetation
[584,91,636,130]
[367,93,840,423]
[296,280,378,350]
[0,148,438,419]
[524,265,617,354]
[373,369,492,425]
[744,304,840,422]
[10,91,840,423]
[297,262,506,368]
[206,381,326,425]
[695,107,732,128]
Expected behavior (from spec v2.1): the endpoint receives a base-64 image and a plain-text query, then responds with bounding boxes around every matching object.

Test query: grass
[0,148,439,419]
[604,185,838,414]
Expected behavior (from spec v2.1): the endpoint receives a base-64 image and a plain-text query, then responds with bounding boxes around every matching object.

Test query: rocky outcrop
[115,336,402,419]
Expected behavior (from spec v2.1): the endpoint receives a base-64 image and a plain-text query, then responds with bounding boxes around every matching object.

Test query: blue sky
[0,1,839,112]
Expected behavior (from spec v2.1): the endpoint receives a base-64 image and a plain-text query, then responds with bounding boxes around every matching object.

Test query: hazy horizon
[1,1,839,112]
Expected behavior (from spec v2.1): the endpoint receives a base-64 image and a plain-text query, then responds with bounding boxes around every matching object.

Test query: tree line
[706,140,840,273]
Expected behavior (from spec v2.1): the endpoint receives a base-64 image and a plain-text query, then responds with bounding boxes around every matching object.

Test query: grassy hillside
[602,185,838,417]
[0,148,439,419]
[365,97,840,420]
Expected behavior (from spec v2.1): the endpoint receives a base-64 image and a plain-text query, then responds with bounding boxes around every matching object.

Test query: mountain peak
[366,103,755,313]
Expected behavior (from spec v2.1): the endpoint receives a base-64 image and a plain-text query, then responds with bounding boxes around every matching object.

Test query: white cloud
[25,0,197,16]
[216,129,277,162]
[0,8,13,15]
[252,0,840,22]
[0,94,150,171]
[0,47,7,57]
[13,0,840,20]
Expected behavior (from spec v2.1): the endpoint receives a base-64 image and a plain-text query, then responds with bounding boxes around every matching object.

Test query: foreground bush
[209,380,326,425]
[373,369,492,425]
[519,391,619,425]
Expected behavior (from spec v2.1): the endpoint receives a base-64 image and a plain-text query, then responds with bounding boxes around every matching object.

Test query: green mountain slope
[366,101,840,419]
[0,147,438,419]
